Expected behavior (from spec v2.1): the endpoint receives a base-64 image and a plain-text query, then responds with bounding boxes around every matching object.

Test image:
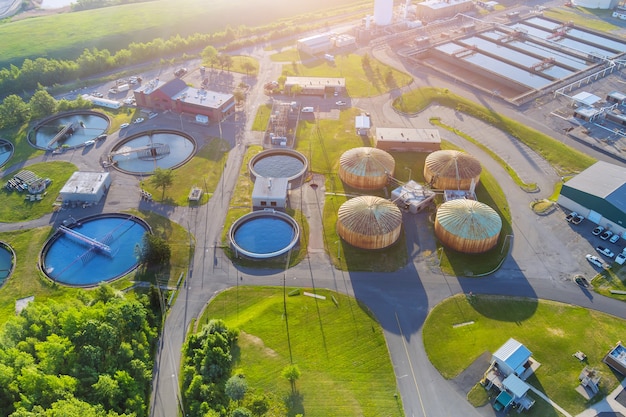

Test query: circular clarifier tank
[0,241,16,286]
[229,210,300,259]
[31,111,109,149]
[0,139,13,168]
[249,149,308,186]
[109,129,196,174]
[40,213,151,286]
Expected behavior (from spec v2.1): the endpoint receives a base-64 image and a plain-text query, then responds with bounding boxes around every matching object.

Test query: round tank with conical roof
[424,150,481,190]
[338,147,395,190]
[434,199,502,253]
[337,196,402,250]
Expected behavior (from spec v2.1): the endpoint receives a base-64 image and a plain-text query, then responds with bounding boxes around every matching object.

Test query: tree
[361,53,371,69]
[233,90,245,106]
[29,88,57,120]
[0,94,30,129]
[224,375,247,402]
[241,61,255,77]
[232,407,252,417]
[201,46,218,69]
[281,365,301,394]
[140,233,171,266]
[149,167,174,200]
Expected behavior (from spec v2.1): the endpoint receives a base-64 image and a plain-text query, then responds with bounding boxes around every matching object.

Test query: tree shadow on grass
[468,295,538,323]
[284,391,304,417]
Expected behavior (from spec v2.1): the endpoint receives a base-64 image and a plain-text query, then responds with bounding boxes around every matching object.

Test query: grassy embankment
[197,286,403,417]
[424,294,626,416]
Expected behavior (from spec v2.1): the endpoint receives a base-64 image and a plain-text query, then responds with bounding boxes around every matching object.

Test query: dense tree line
[0,285,159,416]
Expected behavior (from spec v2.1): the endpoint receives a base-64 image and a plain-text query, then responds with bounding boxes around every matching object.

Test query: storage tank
[434,199,502,253]
[337,196,402,250]
[424,150,481,190]
[374,0,393,26]
[338,147,395,190]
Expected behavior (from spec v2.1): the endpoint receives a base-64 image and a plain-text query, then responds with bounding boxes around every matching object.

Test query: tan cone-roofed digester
[337,195,402,249]
[434,199,502,253]
[338,147,395,190]
[424,150,481,190]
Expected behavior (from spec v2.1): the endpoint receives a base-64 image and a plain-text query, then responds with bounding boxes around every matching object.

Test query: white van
[301,107,314,113]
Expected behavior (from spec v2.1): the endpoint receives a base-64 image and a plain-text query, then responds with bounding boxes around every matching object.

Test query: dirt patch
[240,331,278,358]
[546,327,565,337]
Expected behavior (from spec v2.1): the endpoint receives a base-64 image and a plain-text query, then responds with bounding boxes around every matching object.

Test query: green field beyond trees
[0,0,369,67]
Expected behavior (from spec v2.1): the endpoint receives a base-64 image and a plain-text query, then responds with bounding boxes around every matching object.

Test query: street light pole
[404,166,412,182]
[335,240,341,260]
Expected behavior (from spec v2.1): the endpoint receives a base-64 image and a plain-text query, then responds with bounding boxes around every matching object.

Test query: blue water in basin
[43,216,147,285]
[111,132,194,174]
[34,114,108,148]
[253,154,304,178]
[0,245,12,281]
[233,216,295,254]
[0,140,12,168]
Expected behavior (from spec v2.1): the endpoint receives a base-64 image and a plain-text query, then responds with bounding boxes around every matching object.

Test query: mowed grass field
[424,294,626,416]
[0,0,369,67]
[199,286,403,417]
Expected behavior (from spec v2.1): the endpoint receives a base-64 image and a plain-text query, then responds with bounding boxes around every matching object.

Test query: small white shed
[252,177,289,210]
[355,114,371,136]
[59,172,111,203]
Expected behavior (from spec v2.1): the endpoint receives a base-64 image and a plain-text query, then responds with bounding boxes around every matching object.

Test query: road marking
[395,312,428,417]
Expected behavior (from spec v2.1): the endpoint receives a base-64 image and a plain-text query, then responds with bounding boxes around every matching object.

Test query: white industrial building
[81,94,122,109]
[355,114,371,136]
[573,0,619,9]
[296,33,333,56]
[59,172,111,203]
[252,177,289,210]
[391,180,436,213]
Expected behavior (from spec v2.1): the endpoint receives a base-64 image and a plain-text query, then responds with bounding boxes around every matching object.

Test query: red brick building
[134,78,235,122]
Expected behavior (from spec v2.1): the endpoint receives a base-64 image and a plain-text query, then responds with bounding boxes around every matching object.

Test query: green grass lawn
[142,137,229,206]
[591,264,626,300]
[197,286,403,417]
[423,294,626,416]
[394,87,596,175]
[0,161,76,222]
[0,210,190,326]
[544,7,622,33]
[251,104,272,131]
[282,53,413,97]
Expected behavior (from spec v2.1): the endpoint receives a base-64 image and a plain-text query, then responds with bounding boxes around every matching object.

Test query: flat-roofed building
[375,127,441,152]
[284,76,345,96]
[134,78,235,122]
[59,172,111,203]
[391,180,436,213]
[297,33,333,56]
[415,0,474,21]
[252,177,289,210]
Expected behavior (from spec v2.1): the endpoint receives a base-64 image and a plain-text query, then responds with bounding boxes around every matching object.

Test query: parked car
[565,211,578,222]
[336,100,347,106]
[600,230,613,240]
[301,107,314,113]
[174,68,187,77]
[134,118,144,124]
[83,140,95,147]
[96,134,107,141]
[148,112,158,119]
[616,252,626,265]
[120,123,130,129]
[586,254,604,268]
[596,246,615,258]
[592,226,604,236]
[572,215,584,225]
[574,275,589,288]
[609,234,620,244]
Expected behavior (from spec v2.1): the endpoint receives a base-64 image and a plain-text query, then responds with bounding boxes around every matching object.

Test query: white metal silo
[374,0,393,26]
